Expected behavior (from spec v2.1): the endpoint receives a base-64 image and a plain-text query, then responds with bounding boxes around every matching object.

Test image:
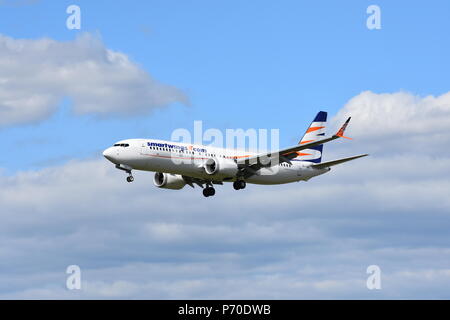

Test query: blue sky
[1,1,450,299]
[1,0,450,171]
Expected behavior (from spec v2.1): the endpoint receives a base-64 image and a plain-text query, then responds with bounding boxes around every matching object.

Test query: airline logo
[148,142,207,153]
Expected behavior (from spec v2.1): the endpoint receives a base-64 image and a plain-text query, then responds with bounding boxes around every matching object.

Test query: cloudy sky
[1,0,450,299]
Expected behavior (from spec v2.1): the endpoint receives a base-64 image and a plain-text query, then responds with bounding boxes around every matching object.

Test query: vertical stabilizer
[296,111,327,163]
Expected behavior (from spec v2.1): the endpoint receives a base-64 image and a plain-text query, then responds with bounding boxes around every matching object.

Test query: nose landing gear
[115,164,134,183]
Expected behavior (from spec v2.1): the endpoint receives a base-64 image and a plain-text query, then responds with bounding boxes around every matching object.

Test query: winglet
[335,117,352,139]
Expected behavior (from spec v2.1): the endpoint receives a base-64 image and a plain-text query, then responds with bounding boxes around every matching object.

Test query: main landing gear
[233,180,246,190]
[126,174,134,183]
[202,186,215,197]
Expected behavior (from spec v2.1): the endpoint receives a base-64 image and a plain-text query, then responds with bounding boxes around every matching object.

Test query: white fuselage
[103,138,330,185]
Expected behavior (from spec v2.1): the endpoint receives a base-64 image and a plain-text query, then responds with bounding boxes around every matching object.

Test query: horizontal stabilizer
[312,154,368,169]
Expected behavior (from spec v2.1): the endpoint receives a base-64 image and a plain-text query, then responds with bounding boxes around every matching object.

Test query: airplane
[102,111,367,197]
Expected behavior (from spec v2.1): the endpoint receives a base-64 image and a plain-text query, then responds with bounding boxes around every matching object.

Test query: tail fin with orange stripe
[297,111,327,163]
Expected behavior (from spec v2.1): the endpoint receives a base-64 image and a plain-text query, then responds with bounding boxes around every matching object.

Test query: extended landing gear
[233,180,246,190]
[202,186,216,197]
[115,164,134,183]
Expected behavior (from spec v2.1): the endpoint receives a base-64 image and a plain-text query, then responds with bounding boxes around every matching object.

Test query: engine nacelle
[204,158,239,177]
[153,172,186,190]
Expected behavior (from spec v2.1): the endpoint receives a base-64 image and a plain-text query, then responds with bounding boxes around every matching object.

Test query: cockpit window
[113,143,130,147]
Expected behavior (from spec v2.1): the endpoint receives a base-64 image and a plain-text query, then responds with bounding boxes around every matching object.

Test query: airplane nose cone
[103,148,115,162]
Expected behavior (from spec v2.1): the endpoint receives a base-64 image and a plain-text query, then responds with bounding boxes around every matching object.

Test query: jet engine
[153,172,186,190]
[204,158,239,177]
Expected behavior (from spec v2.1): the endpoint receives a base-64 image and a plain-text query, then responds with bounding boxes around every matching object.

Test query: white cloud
[0,33,188,127]
[330,91,450,156]
[1,90,450,298]
[333,91,450,136]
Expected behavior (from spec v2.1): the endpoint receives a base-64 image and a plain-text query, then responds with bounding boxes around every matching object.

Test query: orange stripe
[143,154,208,160]
[306,126,324,133]
[282,151,312,157]
[300,140,315,144]
[142,153,250,160]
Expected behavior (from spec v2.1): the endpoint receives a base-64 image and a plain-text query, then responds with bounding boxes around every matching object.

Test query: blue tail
[297,111,327,163]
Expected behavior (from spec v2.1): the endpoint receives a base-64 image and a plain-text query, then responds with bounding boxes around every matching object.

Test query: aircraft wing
[311,154,368,169]
[236,117,352,173]
[182,175,223,188]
